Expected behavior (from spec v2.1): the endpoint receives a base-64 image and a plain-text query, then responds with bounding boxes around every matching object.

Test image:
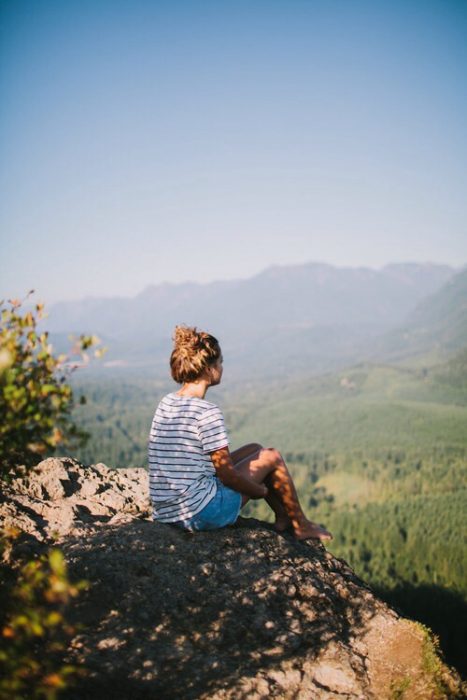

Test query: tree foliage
[0,293,104,477]
[0,293,102,696]
[0,529,87,700]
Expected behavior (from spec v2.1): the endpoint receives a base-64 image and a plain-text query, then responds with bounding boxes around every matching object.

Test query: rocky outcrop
[0,458,461,699]
[0,457,149,541]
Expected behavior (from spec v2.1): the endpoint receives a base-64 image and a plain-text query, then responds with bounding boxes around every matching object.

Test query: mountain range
[46,261,466,377]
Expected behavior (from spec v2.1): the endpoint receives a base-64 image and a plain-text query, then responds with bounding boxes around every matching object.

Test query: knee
[242,442,263,458]
[249,442,263,453]
[260,447,282,466]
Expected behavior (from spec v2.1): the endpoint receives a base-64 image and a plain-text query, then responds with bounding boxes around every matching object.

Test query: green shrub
[0,293,104,477]
[0,529,88,699]
[0,293,103,696]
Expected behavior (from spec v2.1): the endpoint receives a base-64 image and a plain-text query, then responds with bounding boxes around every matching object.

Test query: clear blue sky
[1,0,466,302]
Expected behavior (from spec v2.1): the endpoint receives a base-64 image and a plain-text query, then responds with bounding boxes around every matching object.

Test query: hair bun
[173,325,200,352]
[170,325,221,384]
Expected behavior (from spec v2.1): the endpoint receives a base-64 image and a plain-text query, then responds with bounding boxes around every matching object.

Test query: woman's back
[148,392,229,522]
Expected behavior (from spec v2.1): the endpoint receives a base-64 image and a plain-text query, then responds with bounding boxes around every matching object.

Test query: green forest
[67,351,467,675]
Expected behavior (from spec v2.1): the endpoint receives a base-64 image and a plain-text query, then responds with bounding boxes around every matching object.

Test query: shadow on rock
[3,459,461,698]
[62,517,383,700]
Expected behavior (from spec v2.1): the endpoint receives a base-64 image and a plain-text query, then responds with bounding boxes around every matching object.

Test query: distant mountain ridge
[369,265,467,363]
[46,261,460,375]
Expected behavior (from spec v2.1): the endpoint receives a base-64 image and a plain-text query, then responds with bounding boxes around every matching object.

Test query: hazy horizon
[22,254,467,304]
[4,258,461,306]
[1,0,466,304]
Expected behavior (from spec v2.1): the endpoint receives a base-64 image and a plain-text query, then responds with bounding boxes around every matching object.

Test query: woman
[148,325,332,541]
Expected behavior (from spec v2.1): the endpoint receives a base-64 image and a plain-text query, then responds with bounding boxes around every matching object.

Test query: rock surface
[0,458,462,699]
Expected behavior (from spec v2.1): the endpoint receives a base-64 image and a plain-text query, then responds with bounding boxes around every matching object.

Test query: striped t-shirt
[148,393,229,523]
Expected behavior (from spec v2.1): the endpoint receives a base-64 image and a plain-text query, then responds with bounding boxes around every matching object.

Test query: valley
[68,350,467,675]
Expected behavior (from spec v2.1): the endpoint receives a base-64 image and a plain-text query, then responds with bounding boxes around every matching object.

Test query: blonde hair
[170,325,221,384]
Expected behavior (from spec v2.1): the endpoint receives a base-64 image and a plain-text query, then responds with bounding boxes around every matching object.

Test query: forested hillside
[369,266,467,363]
[68,350,467,675]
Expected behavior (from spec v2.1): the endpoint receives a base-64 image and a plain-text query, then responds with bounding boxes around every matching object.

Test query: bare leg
[231,444,290,530]
[231,445,332,541]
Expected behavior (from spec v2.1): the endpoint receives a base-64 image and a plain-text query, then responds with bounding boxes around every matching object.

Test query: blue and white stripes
[148,393,229,522]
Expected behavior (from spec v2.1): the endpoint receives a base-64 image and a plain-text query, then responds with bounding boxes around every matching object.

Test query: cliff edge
[0,458,462,699]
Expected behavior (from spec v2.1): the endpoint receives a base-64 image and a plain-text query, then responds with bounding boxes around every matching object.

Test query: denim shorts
[174,481,242,532]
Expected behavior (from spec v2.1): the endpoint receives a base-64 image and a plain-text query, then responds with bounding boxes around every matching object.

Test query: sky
[1,0,466,303]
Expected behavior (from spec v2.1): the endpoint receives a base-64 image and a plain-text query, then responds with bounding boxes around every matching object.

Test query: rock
[19,457,72,500]
[313,661,359,694]
[0,457,463,699]
[0,457,151,541]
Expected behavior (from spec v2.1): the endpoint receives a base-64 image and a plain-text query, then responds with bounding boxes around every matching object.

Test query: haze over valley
[46,260,464,379]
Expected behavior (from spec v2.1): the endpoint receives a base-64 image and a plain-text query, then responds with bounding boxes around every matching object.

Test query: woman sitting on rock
[148,325,332,541]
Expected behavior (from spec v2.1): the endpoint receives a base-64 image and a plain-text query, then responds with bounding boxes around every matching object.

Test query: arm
[210,447,267,499]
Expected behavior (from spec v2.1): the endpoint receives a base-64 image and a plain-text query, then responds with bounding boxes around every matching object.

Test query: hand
[252,483,268,499]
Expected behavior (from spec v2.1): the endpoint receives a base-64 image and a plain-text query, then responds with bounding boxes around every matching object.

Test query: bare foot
[274,515,292,532]
[294,522,333,542]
